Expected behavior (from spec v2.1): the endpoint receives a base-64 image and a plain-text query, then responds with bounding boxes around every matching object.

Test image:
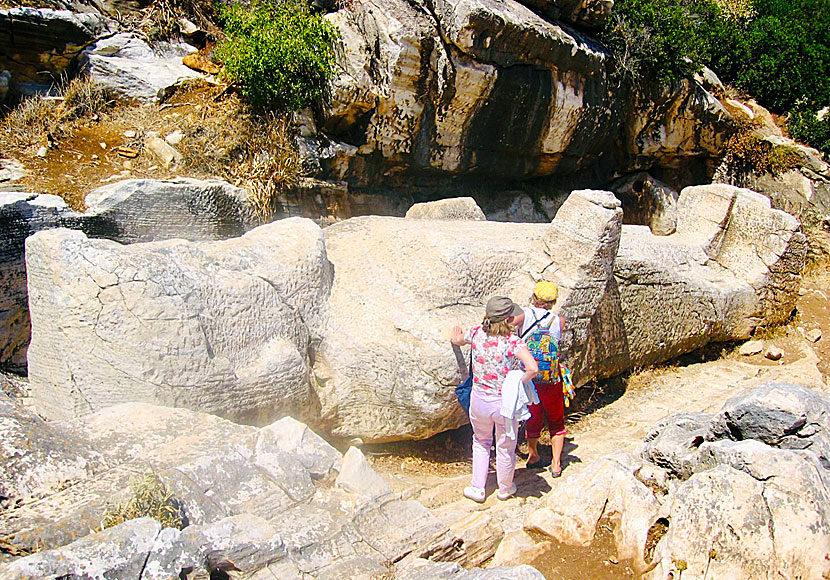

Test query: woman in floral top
[451,296,538,502]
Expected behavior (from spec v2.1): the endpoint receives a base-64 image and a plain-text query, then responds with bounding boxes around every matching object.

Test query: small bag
[455,330,476,413]
[455,373,472,414]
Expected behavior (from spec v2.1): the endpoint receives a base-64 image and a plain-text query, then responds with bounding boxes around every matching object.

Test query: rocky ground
[364,264,829,579]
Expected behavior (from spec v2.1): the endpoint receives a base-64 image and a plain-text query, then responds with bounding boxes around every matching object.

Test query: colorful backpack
[522,312,575,405]
[521,312,558,383]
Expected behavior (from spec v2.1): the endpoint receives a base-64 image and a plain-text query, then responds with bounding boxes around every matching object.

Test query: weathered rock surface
[0,8,115,94]
[80,33,203,102]
[314,189,622,441]
[0,179,264,372]
[406,197,487,221]
[22,184,806,441]
[26,218,332,425]
[609,184,805,374]
[0,193,81,372]
[83,178,260,243]
[0,406,474,579]
[524,382,830,579]
[0,392,111,508]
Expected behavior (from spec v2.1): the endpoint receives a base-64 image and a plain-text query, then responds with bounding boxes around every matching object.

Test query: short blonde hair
[484,318,515,337]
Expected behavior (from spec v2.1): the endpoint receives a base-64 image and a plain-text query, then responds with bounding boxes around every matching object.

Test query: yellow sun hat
[533,281,559,302]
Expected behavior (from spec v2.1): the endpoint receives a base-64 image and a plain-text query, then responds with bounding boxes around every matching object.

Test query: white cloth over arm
[500,370,534,439]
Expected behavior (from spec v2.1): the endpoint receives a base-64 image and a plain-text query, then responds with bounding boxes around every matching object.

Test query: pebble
[124,130,137,138]
[36,146,48,158]
[805,328,822,343]
[764,347,783,361]
[165,130,184,146]
[99,142,107,149]
[739,340,763,356]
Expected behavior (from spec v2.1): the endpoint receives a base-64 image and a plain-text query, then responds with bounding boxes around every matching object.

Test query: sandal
[526,459,547,469]
[549,466,562,478]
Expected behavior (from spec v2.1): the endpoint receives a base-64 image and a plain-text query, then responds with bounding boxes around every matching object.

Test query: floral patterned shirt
[463,326,527,395]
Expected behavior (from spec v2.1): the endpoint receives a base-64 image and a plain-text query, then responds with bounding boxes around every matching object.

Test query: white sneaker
[463,486,485,503]
[497,483,517,501]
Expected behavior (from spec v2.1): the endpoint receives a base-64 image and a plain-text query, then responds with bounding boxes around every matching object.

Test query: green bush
[215,0,339,111]
[599,0,733,85]
[788,105,830,158]
[711,0,830,113]
[603,0,829,119]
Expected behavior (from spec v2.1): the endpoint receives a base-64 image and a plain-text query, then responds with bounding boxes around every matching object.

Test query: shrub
[788,105,830,159]
[100,472,183,530]
[215,0,339,111]
[599,0,734,86]
[723,123,801,175]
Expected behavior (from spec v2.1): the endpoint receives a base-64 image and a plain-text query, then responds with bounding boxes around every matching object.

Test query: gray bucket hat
[485,296,523,323]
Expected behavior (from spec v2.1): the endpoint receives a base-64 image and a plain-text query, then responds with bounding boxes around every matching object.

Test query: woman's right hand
[450,325,466,345]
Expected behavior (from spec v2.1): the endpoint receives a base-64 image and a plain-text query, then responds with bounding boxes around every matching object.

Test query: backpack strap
[520,311,551,339]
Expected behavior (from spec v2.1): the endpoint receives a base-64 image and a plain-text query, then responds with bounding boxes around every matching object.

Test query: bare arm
[450,325,468,346]
[515,346,538,384]
[559,315,566,333]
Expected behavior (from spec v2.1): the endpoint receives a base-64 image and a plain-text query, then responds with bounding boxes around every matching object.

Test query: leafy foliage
[599,0,732,85]
[215,0,339,111]
[603,0,830,118]
[712,0,830,113]
[788,105,830,158]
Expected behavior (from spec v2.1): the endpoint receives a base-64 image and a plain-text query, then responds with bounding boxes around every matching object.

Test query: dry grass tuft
[172,92,301,220]
[0,77,111,153]
[100,472,183,530]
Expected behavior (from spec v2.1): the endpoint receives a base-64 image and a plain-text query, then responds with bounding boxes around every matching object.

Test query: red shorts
[525,381,566,439]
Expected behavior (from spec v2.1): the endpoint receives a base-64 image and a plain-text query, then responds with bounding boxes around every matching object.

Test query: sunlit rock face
[25,218,333,426]
[317,0,734,190]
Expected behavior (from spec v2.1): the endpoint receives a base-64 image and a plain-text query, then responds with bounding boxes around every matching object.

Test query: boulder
[80,33,203,102]
[0,8,114,94]
[405,197,486,221]
[522,382,830,579]
[609,184,806,375]
[525,454,660,570]
[706,382,830,467]
[0,193,80,372]
[313,189,622,441]
[83,178,260,243]
[25,218,333,425]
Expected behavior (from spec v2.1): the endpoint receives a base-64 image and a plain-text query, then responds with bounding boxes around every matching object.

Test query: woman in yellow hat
[513,281,567,477]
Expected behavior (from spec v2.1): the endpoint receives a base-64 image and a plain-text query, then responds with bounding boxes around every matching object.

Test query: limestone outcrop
[22,185,806,441]
[525,382,830,579]
[0,193,81,372]
[0,178,263,372]
[25,217,332,425]
[0,404,481,579]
